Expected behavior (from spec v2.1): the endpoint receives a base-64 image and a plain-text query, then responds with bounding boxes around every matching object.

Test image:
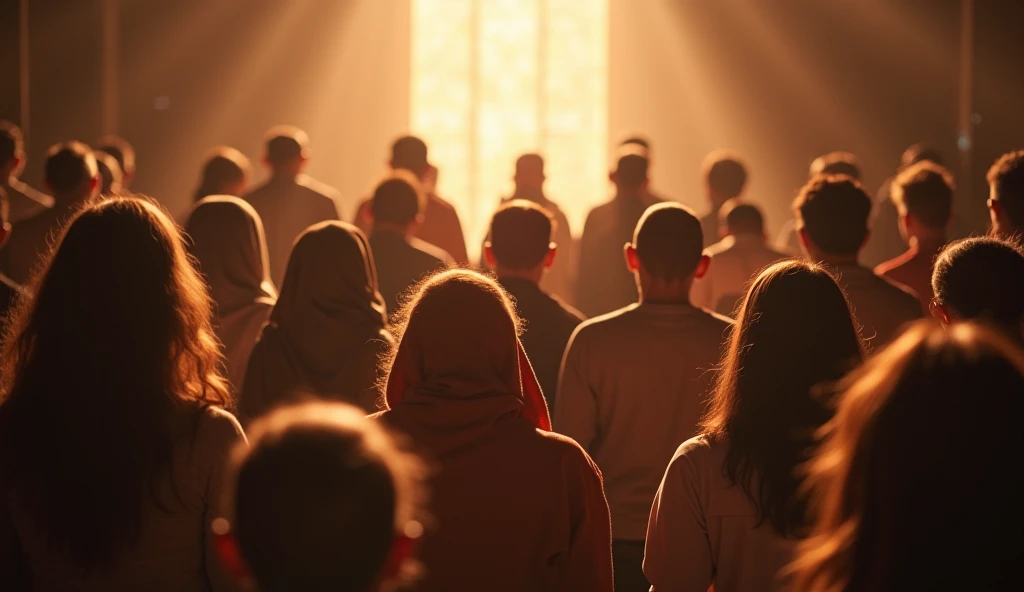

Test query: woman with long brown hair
[378,269,613,592]
[644,260,864,592]
[0,197,244,591]
[186,196,276,393]
[790,322,1024,592]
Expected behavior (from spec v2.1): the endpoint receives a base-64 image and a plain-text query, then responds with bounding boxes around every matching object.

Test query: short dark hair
[515,153,544,177]
[94,151,123,195]
[44,142,97,194]
[371,172,424,226]
[901,143,944,169]
[1,121,23,164]
[794,175,872,256]
[933,237,1024,337]
[721,199,764,235]
[614,153,648,189]
[987,150,1024,230]
[391,136,428,174]
[892,161,955,229]
[633,203,704,280]
[230,402,423,592]
[488,200,554,270]
[264,126,309,168]
[96,135,135,177]
[703,151,748,199]
[810,152,861,181]
[619,135,650,151]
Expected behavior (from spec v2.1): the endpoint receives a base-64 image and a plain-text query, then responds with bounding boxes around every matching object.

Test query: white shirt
[691,235,790,316]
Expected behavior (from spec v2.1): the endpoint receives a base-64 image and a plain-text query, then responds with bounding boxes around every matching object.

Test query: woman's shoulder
[192,405,247,451]
[668,435,727,476]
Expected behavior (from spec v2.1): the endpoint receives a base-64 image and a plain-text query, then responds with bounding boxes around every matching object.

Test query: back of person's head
[900,143,944,169]
[987,150,1024,233]
[703,151,748,201]
[371,171,424,227]
[891,161,954,230]
[195,147,250,201]
[720,199,764,236]
[487,200,554,270]
[630,203,704,281]
[186,196,273,307]
[514,153,545,188]
[794,175,872,257]
[612,153,648,191]
[931,237,1024,339]
[792,322,1024,592]
[264,125,310,170]
[702,260,863,537]
[391,136,429,177]
[619,135,651,159]
[0,197,229,569]
[809,151,861,181]
[1,120,24,168]
[44,141,98,199]
[228,402,423,592]
[94,150,124,196]
[96,135,136,181]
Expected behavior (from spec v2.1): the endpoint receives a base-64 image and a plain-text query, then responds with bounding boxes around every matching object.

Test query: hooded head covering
[384,269,551,436]
[239,221,392,422]
[186,196,276,391]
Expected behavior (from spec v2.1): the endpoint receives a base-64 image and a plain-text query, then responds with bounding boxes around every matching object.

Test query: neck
[496,265,544,285]
[270,170,299,182]
[1,168,14,185]
[638,277,694,306]
[615,189,644,202]
[374,222,412,237]
[53,190,88,206]
[512,187,544,202]
[818,253,861,267]
[909,231,947,251]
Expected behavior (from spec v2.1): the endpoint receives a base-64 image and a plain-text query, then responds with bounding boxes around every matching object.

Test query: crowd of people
[0,116,1022,591]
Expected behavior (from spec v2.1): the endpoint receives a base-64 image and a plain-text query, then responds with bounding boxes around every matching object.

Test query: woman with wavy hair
[186,196,276,393]
[378,269,613,592]
[790,322,1024,592]
[644,260,864,592]
[0,197,245,591]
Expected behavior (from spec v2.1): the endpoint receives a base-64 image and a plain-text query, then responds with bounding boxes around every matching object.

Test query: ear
[624,243,640,272]
[211,518,252,585]
[262,155,271,169]
[483,243,496,267]
[387,158,395,170]
[609,171,617,185]
[929,300,951,327]
[694,254,711,279]
[797,226,811,255]
[642,178,650,190]
[543,244,557,269]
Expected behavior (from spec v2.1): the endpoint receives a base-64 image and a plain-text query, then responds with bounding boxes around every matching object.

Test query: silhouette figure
[96,135,137,191]
[194,147,250,202]
[0,121,53,223]
[986,149,1024,238]
[700,151,748,248]
[94,150,124,197]
[776,151,862,255]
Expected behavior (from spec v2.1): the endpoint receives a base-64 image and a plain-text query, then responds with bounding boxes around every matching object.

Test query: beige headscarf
[186,196,276,392]
[239,221,392,423]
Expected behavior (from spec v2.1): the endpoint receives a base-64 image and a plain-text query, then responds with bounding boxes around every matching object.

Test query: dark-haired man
[556,203,732,592]
[693,199,789,316]
[96,135,136,191]
[777,151,862,254]
[483,200,584,405]
[986,149,1024,239]
[699,151,748,248]
[794,175,921,349]
[243,126,342,286]
[368,172,452,315]
[1,120,53,223]
[875,161,955,308]
[1,141,99,284]
[355,136,468,264]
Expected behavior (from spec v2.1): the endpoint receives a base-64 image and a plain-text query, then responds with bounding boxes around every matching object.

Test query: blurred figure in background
[194,147,249,202]
[244,126,342,286]
[220,402,424,592]
[576,153,651,317]
[94,151,125,197]
[776,151,862,255]
[0,121,53,223]
[646,261,863,592]
[240,221,391,422]
[355,136,469,264]
[0,198,244,591]
[558,203,731,592]
[875,161,955,309]
[986,149,1024,238]
[692,199,789,316]
[791,322,1024,592]
[700,151,748,248]
[619,135,668,204]
[483,200,584,406]
[1,142,100,284]
[379,269,613,592]
[931,236,1024,342]
[794,175,921,349]
[480,154,576,303]
[368,173,453,316]
[96,135,137,192]
[0,188,26,325]
[186,196,276,394]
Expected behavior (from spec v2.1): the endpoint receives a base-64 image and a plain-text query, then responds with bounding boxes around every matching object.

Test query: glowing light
[412,0,608,260]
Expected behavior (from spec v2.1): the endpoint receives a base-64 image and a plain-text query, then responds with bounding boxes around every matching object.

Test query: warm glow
[411,0,608,260]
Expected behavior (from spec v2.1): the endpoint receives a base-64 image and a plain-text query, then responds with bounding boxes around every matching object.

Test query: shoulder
[194,406,247,451]
[874,272,921,307]
[408,237,453,264]
[534,429,602,475]
[427,192,458,214]
[299,176,341,201]
[699,307,735,330]
[667,435,721,478]
[551,294,586,323]
[570,305,638,342]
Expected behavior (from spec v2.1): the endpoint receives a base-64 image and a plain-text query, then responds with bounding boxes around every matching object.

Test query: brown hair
[488,200,555,270]
[891,160,955,229]
[793,175,872,256]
